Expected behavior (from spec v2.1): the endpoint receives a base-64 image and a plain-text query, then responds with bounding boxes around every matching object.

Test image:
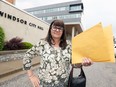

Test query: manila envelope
[72,23,115,64]
[103,25,115,62]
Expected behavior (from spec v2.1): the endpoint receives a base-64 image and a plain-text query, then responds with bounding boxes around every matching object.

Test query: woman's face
[51,25,63,40]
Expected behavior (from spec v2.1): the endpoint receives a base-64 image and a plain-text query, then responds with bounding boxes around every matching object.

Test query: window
[29,12,34,14]
[59,7,66,11]
[47,17,53,20]
[40,14,81,21]
[70,5,81,11]
[69,3,83,13]
[28,6,69,15]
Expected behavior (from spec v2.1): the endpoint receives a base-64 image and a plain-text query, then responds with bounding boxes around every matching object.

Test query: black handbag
[68,66,86,87]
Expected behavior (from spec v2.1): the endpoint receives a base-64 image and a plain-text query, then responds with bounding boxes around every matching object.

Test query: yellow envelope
[103,25,115,62]
[72,23,115,64]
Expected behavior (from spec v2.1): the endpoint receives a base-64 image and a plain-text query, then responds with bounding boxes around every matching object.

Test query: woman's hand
[29,74,40,87]
[27,70,40,87]
[72,58,93,68]
[82,57,93,66]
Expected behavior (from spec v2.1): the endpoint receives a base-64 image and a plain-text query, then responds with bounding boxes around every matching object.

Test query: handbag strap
[70,66,86,79]
[68,66,86,87]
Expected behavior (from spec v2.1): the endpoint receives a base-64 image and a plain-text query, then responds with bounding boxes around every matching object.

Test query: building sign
[0,10,43,30]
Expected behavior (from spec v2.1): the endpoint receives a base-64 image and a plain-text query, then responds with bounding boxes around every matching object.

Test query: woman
[23,20,92,87]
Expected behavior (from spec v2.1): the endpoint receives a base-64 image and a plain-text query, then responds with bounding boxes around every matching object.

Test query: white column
[72,27,75,38]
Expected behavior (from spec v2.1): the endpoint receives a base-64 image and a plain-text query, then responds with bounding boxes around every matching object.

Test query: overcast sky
[15,0,116,37]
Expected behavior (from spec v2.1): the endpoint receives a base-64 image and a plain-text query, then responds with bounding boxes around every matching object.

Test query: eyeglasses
[52,26,63,32]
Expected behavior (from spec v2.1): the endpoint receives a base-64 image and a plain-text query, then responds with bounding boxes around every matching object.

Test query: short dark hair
[45,20,67,50]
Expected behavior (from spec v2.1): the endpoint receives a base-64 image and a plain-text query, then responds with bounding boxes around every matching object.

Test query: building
[0,0,49,44]
[25,0,84,40]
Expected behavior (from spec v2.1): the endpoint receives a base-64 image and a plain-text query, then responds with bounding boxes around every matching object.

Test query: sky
[15,0,116,37]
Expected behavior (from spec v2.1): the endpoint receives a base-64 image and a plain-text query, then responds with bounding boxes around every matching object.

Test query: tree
[0,26,5,51]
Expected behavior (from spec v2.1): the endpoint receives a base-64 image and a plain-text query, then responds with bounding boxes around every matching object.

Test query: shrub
[22,42,33,49]
[0,26,5,51]
[3,37,24,50]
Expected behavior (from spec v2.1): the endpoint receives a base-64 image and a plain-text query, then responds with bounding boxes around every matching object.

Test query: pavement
[83,61,116,87]
[0,57,40,82]
[0,58,116,87]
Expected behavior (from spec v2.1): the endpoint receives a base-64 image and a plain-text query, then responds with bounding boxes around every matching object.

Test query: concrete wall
[0,50,26,62]
[0,0,49,44]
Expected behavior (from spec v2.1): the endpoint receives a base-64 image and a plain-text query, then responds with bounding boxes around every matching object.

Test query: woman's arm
[23,41,42,87]
[27,70,40,87]
[23,44,38,70]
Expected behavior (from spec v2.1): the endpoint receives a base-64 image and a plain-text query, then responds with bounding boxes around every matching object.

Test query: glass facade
[28,5,82,15]
[25,1,84,40]
[25,1,83,24]
[39,14,81,21]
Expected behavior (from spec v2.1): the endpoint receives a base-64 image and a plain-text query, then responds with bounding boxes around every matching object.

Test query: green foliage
[3,37,33,50]
[22,42,33,49]
[0,26,5,51]
[3,37,24,50]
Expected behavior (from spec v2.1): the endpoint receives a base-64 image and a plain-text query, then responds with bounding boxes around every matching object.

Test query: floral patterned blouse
[23,39,72,87]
